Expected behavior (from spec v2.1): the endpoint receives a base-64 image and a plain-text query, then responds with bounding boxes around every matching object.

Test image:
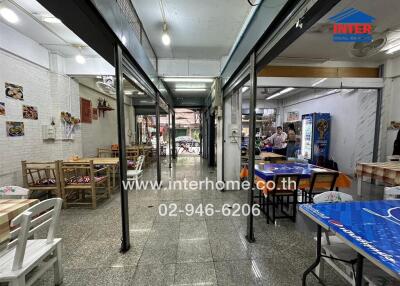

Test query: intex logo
[329,8,375,43]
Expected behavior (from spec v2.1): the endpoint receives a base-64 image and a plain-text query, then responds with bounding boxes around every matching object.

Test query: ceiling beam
[258,66,380,78]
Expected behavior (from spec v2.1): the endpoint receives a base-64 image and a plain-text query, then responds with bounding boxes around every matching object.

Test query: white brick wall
[80,85,118,157]
[80,84,135,157]
[0,51,82,186]
[0,50,136,186]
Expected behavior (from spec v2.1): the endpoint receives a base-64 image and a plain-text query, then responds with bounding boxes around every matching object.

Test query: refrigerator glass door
[301,115,313,160]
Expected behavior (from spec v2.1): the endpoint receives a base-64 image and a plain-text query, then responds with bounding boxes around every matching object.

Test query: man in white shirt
[266,126,287,149]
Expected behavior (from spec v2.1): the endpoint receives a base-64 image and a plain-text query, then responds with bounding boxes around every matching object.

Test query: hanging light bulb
[75,46,86,64]
[161,23,171,46]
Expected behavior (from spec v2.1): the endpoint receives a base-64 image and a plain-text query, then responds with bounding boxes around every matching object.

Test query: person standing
[266,126,287,155]
[286,123,297,158]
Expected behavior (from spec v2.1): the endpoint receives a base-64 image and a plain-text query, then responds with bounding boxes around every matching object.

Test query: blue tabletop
[261,147,273,152]
[254,163,327,181]
[300,200,400,279]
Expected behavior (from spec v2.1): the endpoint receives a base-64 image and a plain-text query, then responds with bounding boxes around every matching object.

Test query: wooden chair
[263,174,301,223]
[127,155,145,185]
[301,171,339,203]
[60,161,111,209]
[126,147,139,169]
[0,198,63,286]
[21,161,62,198]
[111,144,119,157]
[97,148,114,158]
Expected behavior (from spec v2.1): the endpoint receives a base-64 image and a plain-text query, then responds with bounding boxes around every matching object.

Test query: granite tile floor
[33,156,385,286]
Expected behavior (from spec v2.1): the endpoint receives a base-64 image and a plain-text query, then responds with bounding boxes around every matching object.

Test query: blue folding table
[254,162,327,181]
[300,200,400,285]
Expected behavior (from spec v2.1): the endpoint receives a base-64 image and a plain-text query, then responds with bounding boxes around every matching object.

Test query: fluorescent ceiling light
[242,86,249,93]
[266,87,295,100]
[386,44,400,54]
[175,88,207,92]
[42,16,61,23]
[138,92,144,95]
[0,7,19,23]
[163,78,213,83]
[312,78,327,87]
[121,35,127,45]
[75,54,86,64]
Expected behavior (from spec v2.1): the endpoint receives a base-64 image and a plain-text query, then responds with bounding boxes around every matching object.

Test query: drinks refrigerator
[301,113,331,164]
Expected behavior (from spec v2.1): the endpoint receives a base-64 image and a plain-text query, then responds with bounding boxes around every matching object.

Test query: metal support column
[208,112,216,167]
[156,93,161,184]
[114,44,130,252]
[199,112,203,157]
[246,51,257,243]
[372,64,384,163]
[168,109,172,168]
[172,112,176,159]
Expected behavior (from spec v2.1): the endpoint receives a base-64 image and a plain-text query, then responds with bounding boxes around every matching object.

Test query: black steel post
[246,51,257,243]
[156,93,161,184]
[302,225,322,285]
[355,254,364,286]
[114,44,130,253]
[168,109,172,168]
[199,112,203,156]
[208,112,216,167]
[172,112,176,159]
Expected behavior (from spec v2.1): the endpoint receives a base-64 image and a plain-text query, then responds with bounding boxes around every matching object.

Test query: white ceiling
[276,0,400,64]
[1,0,99,57]
[131,0,252,59]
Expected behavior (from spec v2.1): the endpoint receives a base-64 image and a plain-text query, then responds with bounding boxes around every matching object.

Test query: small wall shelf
[97,106,115,117]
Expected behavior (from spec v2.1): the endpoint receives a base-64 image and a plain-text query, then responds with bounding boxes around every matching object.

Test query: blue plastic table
[254,162,327,181]
[300,200,400,285]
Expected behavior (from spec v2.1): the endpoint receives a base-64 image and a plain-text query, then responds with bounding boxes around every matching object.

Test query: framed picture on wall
[23,105,38,120]
[0,102,5,116]
[92,108,98,120]
[80,98,92,123]
[6,121,24,137]
[5,82,24,101]
[287,111,300,122]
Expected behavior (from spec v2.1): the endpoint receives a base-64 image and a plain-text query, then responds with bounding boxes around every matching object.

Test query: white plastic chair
[0,198,63,286]
[127,155,145,184]
[0,186,30,199]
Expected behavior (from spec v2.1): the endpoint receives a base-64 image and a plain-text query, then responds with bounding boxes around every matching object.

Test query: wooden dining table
[68,157,120,190]
[0,199,38,246]
[356,161,400,196]
[259,152,286,162]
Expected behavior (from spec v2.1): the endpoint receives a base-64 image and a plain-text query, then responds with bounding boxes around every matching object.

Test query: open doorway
[174,108,201,156]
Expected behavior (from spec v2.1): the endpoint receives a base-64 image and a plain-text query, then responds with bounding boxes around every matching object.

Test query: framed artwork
[80,98,92,123]
[389,121,400,130]
[6,121,24,137]
[5,82,24,101]
[287,111,300,122]
[92,108,98,120]
[0,102,5,116]
[23,105,38,120]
